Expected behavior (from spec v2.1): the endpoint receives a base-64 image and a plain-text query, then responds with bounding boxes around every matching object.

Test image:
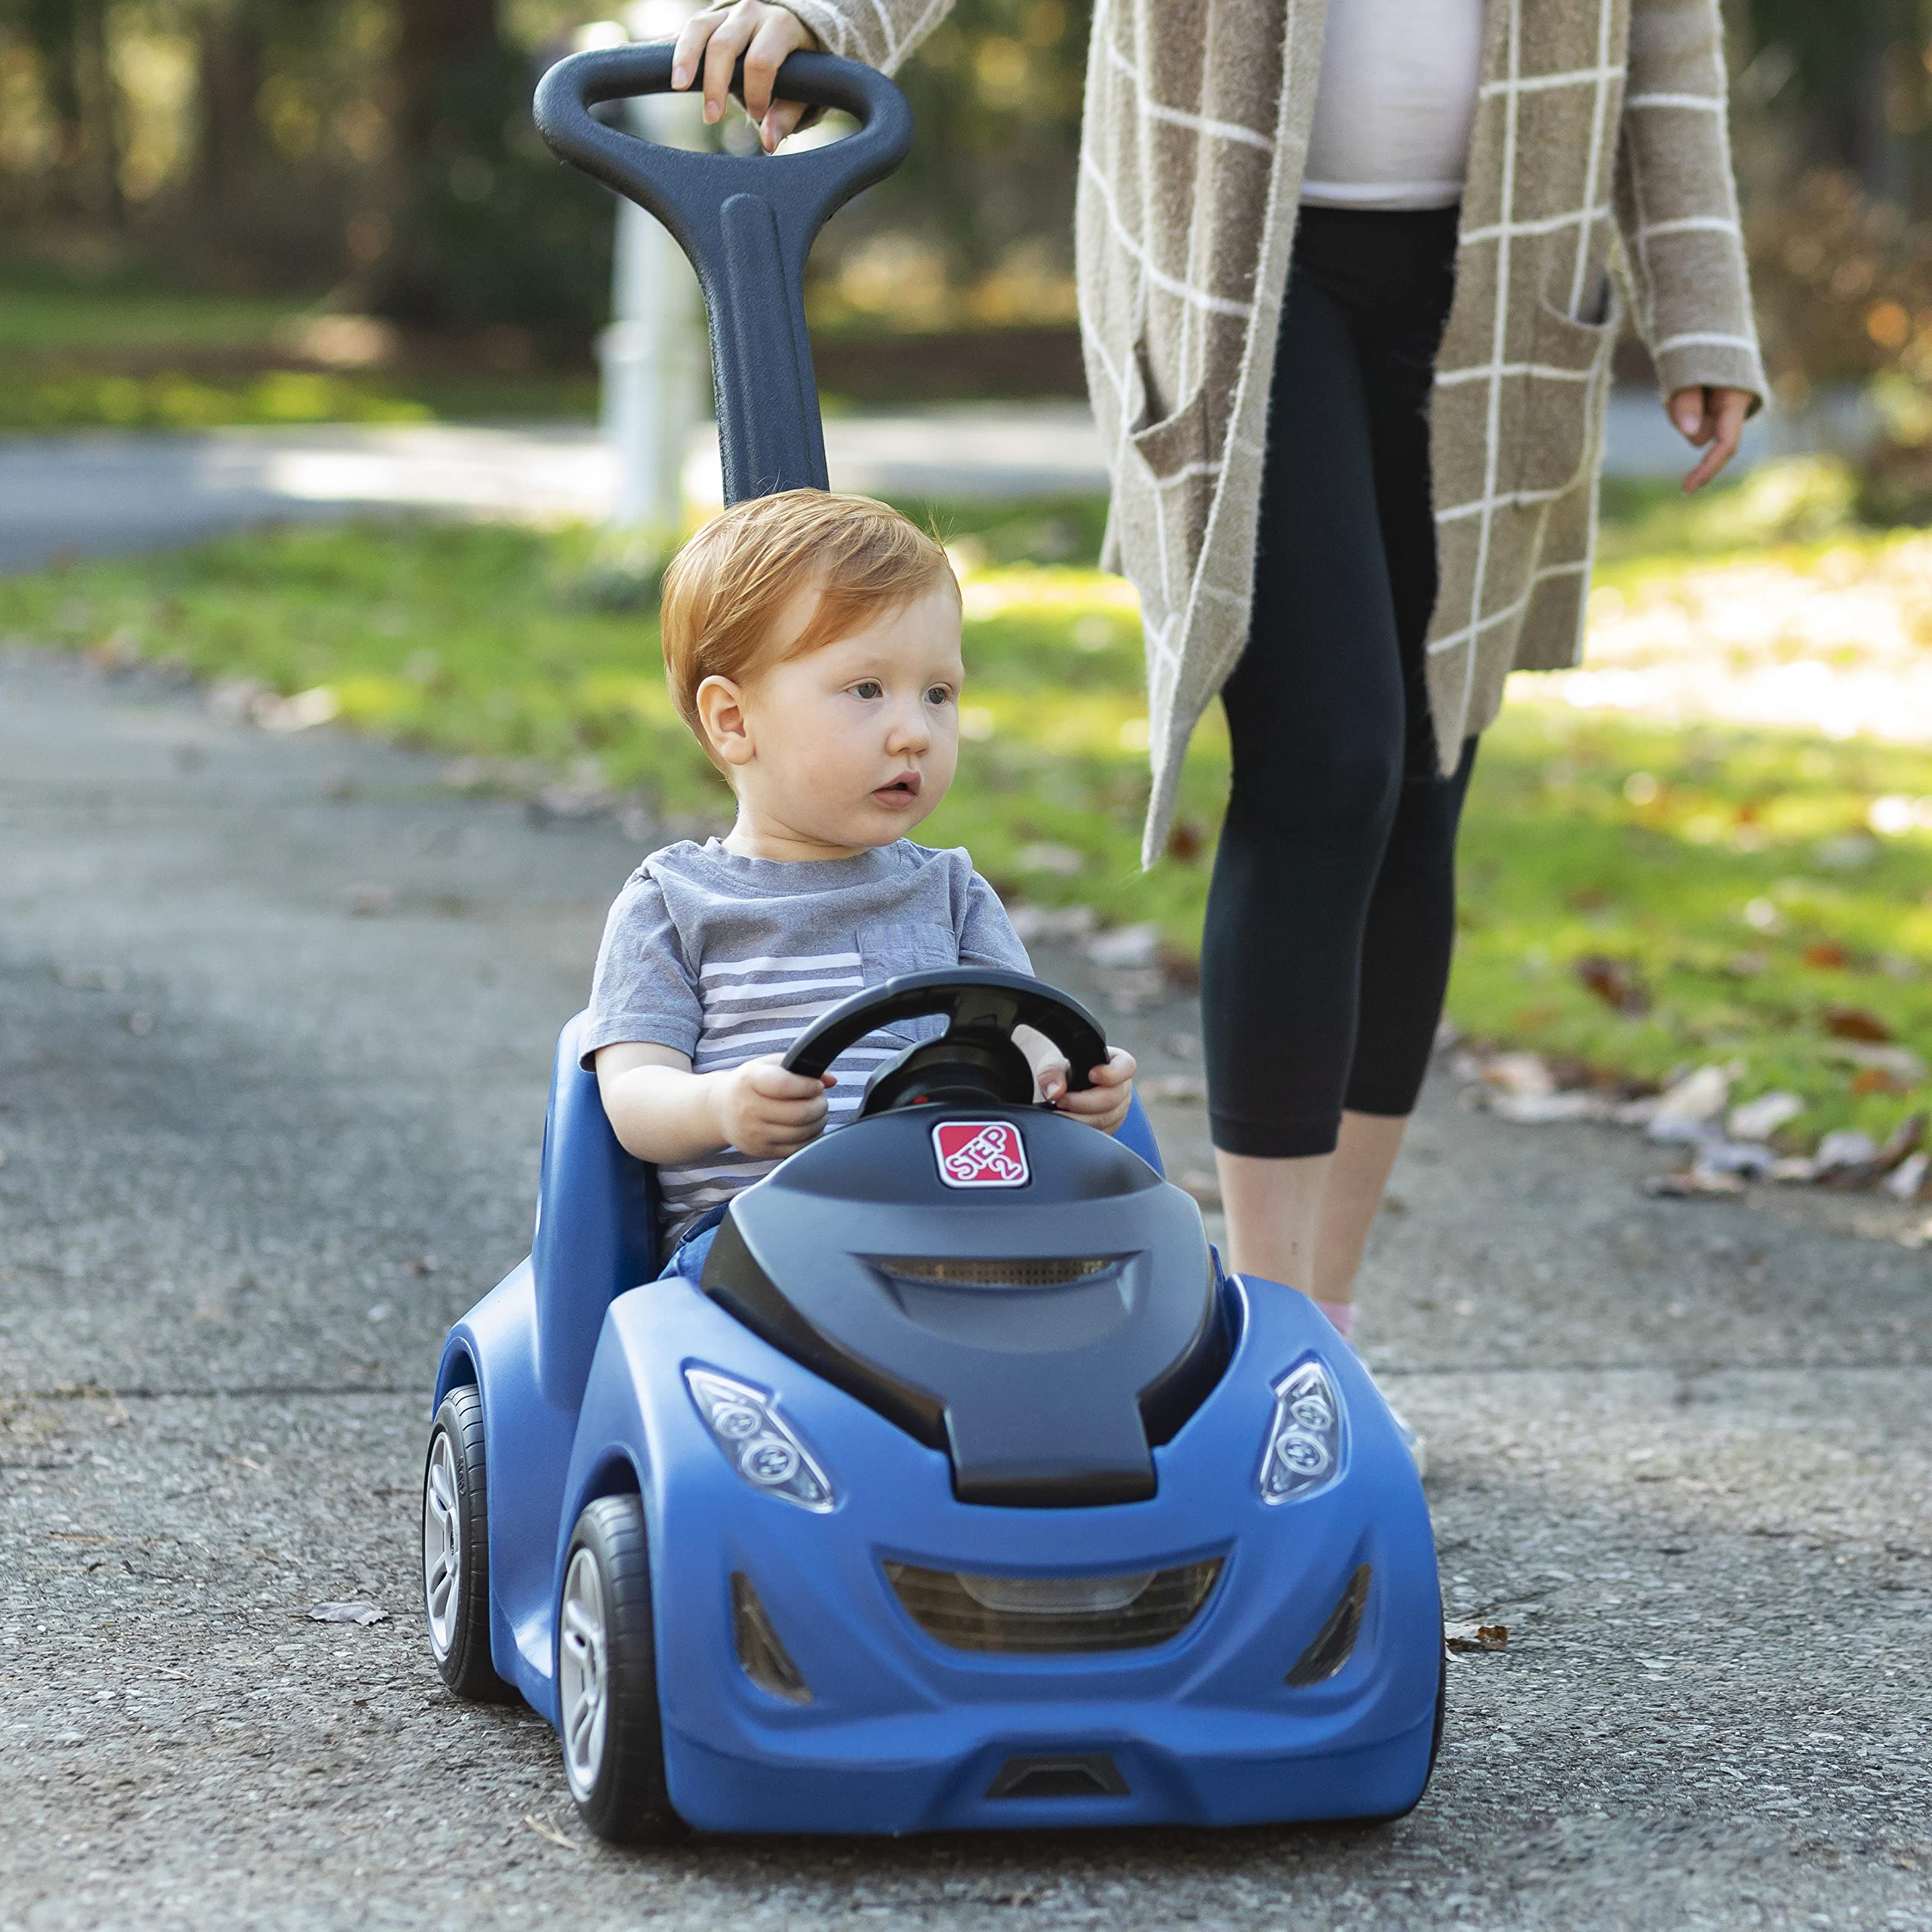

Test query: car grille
[871,1255,1117,1288]
[884,1558,1222,1653]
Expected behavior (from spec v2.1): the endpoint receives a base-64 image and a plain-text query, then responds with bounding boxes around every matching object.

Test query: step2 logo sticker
[932,1120,1029,1189]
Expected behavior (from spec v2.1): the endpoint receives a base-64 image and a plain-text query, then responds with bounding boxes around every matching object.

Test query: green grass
[0,266,303,358]
[0,263,598,432]
[2,489,1926,1151]
[0,368,599,433]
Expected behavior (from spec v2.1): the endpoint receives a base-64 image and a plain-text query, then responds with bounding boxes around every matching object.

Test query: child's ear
[695,673,754,768]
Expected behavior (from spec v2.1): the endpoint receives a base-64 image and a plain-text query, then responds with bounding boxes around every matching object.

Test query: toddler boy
[581,490,1136,1281]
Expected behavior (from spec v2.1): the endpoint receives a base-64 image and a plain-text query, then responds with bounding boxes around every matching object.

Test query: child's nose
[885,700,931,754]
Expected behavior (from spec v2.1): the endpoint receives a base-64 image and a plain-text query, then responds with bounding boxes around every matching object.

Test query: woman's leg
[1312,203,1475,1309]
[1315,739,1478,1300]
[1201,260,1407,1291]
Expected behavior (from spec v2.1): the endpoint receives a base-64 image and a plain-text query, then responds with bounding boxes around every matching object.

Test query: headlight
[1257,1358,1344,1504]
[685,1367,835,1512]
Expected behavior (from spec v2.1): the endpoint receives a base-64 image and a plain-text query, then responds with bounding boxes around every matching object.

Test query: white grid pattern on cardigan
[780,0,1771,864]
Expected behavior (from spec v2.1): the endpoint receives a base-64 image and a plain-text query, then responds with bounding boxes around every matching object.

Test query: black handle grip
[780,968,1109,1093]
[533,44,913,504]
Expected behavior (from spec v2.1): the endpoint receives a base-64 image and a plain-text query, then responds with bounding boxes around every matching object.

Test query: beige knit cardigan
[784,0,1772,863]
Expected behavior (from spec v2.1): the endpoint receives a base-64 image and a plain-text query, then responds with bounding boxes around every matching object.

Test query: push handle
[534,44,913,503]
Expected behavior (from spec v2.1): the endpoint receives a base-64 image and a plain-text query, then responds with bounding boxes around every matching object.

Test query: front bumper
[575,1275,1442,1835]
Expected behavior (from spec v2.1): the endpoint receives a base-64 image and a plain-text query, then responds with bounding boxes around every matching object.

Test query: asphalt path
[2,645,1928,1931]
[0,388,1860,575]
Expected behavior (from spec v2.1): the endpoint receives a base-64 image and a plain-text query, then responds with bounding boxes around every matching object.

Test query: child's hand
[712,1054,835,1158]
[1038,1046,1137,1135]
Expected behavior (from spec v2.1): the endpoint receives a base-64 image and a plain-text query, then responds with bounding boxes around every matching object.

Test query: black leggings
[1201,202,1479,1160]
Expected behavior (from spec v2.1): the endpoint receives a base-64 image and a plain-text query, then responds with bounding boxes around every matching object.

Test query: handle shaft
[534,45,913,502]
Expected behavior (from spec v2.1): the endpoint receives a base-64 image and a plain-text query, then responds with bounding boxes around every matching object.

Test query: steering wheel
[780,968,1110,1118]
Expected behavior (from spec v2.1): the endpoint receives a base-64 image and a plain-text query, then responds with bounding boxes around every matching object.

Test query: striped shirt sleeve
[578,871,705,1068]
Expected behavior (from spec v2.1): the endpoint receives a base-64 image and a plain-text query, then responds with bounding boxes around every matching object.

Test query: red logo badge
[932,1120,1030,1189]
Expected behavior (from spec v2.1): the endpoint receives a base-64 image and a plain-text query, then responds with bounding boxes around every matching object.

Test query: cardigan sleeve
[777,0,955,75]
[1611,0,1770,417]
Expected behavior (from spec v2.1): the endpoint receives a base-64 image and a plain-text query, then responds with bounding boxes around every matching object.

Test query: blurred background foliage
[8,0,1932,444]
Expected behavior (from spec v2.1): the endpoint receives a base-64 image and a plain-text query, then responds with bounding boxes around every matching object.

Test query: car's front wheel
[556,1494,685,1844]
[423,1386,512,1702]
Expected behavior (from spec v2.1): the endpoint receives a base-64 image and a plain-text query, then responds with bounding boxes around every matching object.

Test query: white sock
[1315,1297,1355,1341]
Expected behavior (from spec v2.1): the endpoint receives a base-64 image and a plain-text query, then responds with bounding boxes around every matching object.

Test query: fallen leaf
[1164,820,1204,863]
[1574,953,1651,1014]
[521,1814,580,1854]
[309,1601,387,1626]
[1851,1067,1906,1097]
[1828,1041,1927,1084]
[1646,1063,1737,1143]
[1444,1620,1509,1654]
[1727,1091,1804,1141]
[1691,1140,1778,1179]
[1885,1150,1929,1201]
[1489,1090,1613,1125]
[1478,1051,1557,1099]
[1814,1128,1880,1174]
[1878,1111,1926,1169]
[1823,1004,1894,1044]
[1642,1168,1746,1198]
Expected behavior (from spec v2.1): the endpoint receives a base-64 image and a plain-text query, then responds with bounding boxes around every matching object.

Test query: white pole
[591,2,708,536]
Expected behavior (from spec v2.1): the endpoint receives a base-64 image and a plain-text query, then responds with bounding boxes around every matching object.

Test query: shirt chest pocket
[857,918,957,1044]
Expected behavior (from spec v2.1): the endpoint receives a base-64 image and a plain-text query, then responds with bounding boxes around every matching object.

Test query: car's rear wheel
[556,1495,685,1845]
[423,1386,513,1702]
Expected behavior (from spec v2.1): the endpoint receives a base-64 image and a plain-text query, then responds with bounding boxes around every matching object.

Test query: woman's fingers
[761,95,808,152]
[1682,387,1750,494]
[669,10,719,91]
[741,8,801,123]
[669,3,817,147]
[697,2,757,123]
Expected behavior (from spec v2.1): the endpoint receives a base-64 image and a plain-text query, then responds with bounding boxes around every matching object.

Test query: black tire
[422,1387,515,1703]
[556,1494,686,1846]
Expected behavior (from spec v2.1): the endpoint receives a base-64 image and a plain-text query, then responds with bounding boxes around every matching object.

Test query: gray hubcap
[558,1546,610,1800]
[423,1428,461,1658]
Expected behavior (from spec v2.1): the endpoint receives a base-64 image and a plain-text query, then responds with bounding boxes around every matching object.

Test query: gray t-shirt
[582,836,1032,1244]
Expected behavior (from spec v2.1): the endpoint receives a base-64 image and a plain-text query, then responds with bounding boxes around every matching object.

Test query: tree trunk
[77,0,124,226]
[195,3,267,214]
[393,0,503,163]
[23,0,86,217]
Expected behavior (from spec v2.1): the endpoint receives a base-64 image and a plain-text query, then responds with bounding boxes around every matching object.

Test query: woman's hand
[1668,384,1752,494]
[671,2,820,152]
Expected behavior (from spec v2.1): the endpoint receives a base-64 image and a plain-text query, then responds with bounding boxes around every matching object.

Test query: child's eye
[925,685,955,706]
[851,679,883,700]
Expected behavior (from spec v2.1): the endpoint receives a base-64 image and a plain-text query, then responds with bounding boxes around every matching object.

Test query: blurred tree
[1741,0,1927,210]
[359,0,613,346]
[192,0,268,217]
[19,0,122,224]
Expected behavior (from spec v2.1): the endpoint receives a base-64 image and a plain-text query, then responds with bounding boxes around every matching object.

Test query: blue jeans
[657,1202,727,1287]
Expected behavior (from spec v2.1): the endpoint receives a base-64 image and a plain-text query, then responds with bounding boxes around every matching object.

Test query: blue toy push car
[420,43,1444,1844]
[423,969,1445,1841]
